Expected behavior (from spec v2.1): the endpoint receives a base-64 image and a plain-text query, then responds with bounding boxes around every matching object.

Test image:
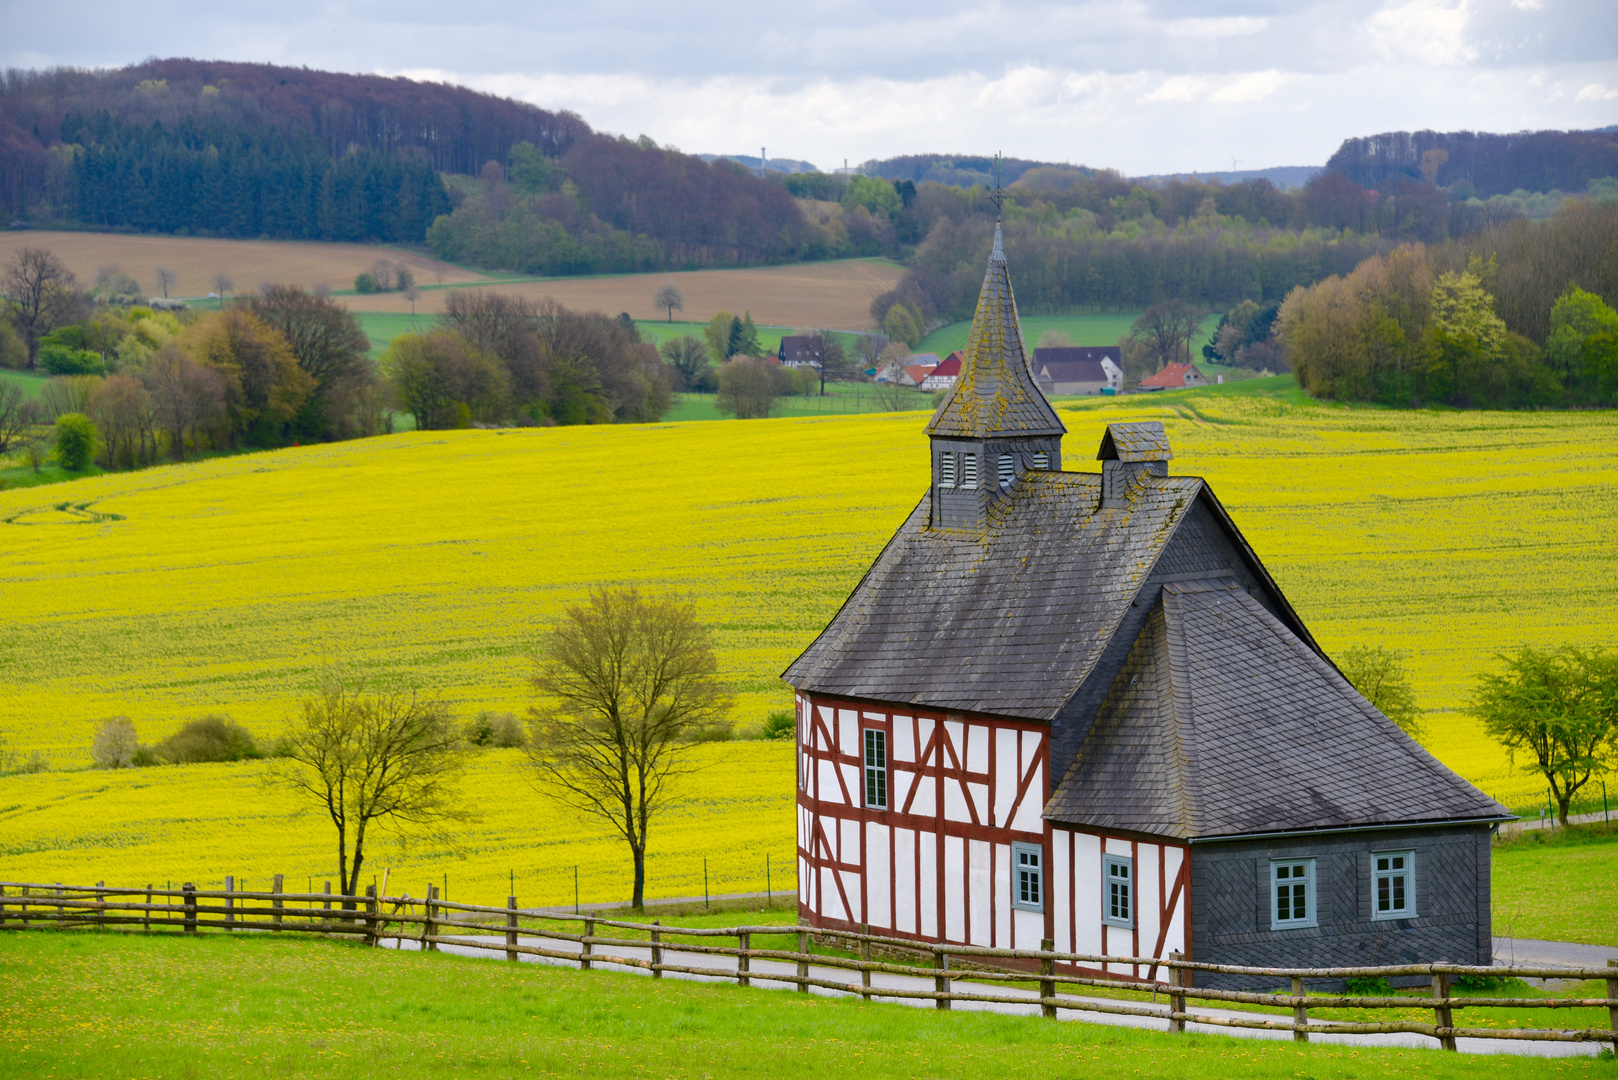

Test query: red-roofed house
[1138,361,1208,391]
[921,352,962,390]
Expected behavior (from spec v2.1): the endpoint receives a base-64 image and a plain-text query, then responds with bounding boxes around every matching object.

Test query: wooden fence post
[581,918,595,971]
[223,876,234,930]
[738,930,751,989]
[859,924,872,1000]
[365,885,377,947]
[652,920,664,980]
[1605,960,1617,1051]
[1168,951,1185,1033]
[95,882,105,930]
[324,881,332,915]
[182,883,197,933]
[426,885,440,951]
[505,897,519,962]
[935,949,951,1011]
[1291,976,1309,1043]
[1040,938,1056,1019]
[0,884,6,928]
[796,929,808,993]
[273,874,284,930]
[1432,970,1456,1052]
[143,885,151,932]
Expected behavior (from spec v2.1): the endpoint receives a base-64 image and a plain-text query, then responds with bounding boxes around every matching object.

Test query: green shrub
[1345,975,1392,995]
[761,711,795,740]
[54,413,98,471]
[39,342,103,375]
[151,715,261,764]
[354,272,378,294]
[464,711,526,748]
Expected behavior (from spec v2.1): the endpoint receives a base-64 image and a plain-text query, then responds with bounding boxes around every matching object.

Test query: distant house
[878,354,938,385]
[779,335,823,369]
[1032,347,1122,395]
[904,364,935,386]
[921,353,961,390]
[1139,361,1208,391]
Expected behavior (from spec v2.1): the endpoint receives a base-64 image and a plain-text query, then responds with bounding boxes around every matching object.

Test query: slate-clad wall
[1188,825,1493,989]
[931,436,1062,531]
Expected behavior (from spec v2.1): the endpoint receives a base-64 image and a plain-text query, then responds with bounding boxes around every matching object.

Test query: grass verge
[3,931,1611,1080]
[1493,821,1618,946]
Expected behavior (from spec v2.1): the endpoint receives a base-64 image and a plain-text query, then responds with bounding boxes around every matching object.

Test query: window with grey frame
[1012,842,1043,912]
[938,451,956,488]
[960,453,979,489]
[1371,850,1414,920]
[1271,858,1317,929]
[1102,854,1134,928]
[863,729,887,809]
[997,454,1015,489]
[1030,451,1049,470]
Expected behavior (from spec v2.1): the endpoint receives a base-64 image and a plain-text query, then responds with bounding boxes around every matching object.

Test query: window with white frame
[863,729,887,809]
[1102,855,1134,928]
[1271,858,1317,929]
[997,454,1015,488]
[1372,851,1414,920]
[938,451,957,487]
[960,453,979,489]
[1012,842,1043,912]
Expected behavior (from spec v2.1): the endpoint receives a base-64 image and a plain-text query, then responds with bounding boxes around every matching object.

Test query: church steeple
[926,200,1065,531]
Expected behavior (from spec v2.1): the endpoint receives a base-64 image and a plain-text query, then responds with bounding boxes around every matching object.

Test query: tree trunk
[631,844,645,910]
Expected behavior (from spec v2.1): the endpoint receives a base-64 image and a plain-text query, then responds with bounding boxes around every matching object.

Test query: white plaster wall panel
[915,716,935,762]
[839,817,861,861]
[820,867,845,922]
[817,759,843,806]
[840,870,863,924]
[866,821,891,930]
[891,767,913,811]
[918,832,938,938]
[840,762,862,806]
[894,716,915,761]
[816,704,835,747]
[1072,832,1103,955]
[837,709,859,757]
[909,766,936,817]
[967,782,989,822]
[1105,836,1132,857]
[993,843,1011,945]
[1052,831,1072,952]
[968,838,992,945]
[1014,908,1043,951]
[1137,843,1161,954]
[943,775,970,823]
[944,835,965,942]
[993,728,1019,825]
[943,720,964,770]
[966,722,989,773]
[894,828,918,935]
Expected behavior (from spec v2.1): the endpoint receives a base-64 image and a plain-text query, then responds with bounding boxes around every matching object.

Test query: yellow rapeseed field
[2,382,1614,903]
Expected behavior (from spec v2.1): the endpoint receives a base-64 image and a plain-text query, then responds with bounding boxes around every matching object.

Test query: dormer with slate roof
[926,222,1065,531]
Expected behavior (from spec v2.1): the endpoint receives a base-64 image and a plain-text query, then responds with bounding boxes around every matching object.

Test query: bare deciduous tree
[403,284,420,316]
[155,267,177,298]
[212,272,234,301]
[527,587,732,909]
[653,283,684,323]
[91,716,138,769]
[142,347,226,460]
[2,247,80,367]
[275,672,472,903]
[0,381,41,453]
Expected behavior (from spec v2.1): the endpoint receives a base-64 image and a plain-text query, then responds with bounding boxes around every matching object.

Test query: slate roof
[784,470,1206,720]
[1098,421,1173,462]
[925,223,1066,440]
[1042,579,1507,838]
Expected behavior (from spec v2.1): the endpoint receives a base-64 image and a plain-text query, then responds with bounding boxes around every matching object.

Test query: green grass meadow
[3,931,1611,1080]
[915,312,1223,356]
[1492,822,1618,946]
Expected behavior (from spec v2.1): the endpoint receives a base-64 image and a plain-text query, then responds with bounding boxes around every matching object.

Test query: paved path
[1494,936,1618,969]
[1499,810,1612,836]
[380,930,1607,1058]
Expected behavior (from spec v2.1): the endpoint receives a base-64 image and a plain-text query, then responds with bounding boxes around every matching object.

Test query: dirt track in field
[334,259,905,331]
[0,231,487,297]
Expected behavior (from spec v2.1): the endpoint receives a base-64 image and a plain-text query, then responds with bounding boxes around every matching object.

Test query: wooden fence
[3,880,1615,1053]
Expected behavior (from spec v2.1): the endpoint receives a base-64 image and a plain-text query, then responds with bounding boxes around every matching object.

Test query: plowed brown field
[0,231,487,297]
[332,258,904,330]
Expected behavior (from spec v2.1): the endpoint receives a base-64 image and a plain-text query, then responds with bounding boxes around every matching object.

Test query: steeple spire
[925,213,1065,441]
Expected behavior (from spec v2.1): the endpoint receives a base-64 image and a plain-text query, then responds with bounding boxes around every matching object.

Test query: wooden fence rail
[3,880,1614,1053]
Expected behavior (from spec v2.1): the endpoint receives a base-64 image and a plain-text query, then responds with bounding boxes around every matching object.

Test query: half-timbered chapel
[784,221,1511,988]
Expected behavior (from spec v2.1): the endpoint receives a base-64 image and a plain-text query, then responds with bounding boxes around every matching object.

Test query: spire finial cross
[989,151,1005,214]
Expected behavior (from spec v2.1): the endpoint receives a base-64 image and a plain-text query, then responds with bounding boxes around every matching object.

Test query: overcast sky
[7,0,1616,174]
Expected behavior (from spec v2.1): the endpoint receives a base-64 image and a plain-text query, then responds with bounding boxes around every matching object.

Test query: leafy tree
[1338,646,1423,737]
[729,311,761,357]
[383,331,509,430]
[141,347,226,460]
[882,302,923,347]
[1424,270,1507,404]
[654,284,684,322]
[659,335,711,392]
[246,286,375,439]
[178,310,314,442]
[704,310,735,362]
[842,174,902,219]
[53,412,97,470]
[1472,646,1618,825]
[526,586,732,909]
[1544,287,1618,405]
[508,142,554,193]
[715,356,783,419]
[2,247,81,367]
[91,716,138,769]
[276,671,472,903]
